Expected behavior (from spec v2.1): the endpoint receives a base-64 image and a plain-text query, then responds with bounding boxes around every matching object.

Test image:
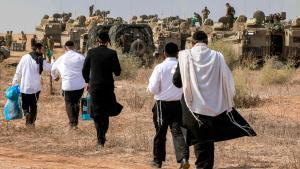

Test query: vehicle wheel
[130,39,146,57]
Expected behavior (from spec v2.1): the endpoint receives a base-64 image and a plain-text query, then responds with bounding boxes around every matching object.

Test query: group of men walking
[12,28,254,169]
[12,32,120,150]
[148,31,238,169]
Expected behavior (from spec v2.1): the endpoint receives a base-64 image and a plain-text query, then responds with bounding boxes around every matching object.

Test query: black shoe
[69,125,78,130]
[26,123,35,128]
[25,112,31,126]
[179,158,190,169]
[151,160,162,168]
[96,143,104,151]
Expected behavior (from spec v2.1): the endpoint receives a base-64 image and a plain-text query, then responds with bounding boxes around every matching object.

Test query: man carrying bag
[82,32,122,150]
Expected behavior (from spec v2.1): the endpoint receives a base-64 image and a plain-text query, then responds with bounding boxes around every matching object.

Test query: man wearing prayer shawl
[173,31,256,169]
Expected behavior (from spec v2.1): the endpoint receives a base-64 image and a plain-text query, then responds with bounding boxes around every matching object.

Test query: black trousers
[21,91,40,125]
[63,88,84,127]
[152,100,189,163]
[90,88,113,145]
[194,142,214,169]
[93,114,109,145]
[180,97,215,169]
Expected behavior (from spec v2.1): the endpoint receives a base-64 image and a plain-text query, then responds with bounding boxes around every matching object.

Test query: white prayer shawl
[178,43,235,117]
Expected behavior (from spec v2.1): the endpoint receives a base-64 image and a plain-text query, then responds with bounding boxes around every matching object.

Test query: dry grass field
[0,35,299,169]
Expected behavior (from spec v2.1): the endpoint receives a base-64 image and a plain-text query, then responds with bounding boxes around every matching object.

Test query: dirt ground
[0,35,299,169]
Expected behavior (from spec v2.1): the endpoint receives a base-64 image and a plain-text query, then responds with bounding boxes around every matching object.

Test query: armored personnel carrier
[35,15,63,46]
[61,15,87,50]
[237,11,300,66]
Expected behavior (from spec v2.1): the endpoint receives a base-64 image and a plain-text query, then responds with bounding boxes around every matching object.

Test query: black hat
[32,43,43,50]
[65,40,74,47]
[98,31,110,43]
[192,31,208,43]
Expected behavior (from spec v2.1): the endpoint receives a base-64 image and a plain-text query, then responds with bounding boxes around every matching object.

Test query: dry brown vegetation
[0,39,299,169]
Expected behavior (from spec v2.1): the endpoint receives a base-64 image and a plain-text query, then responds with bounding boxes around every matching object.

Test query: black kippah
[98,31,110,43]
[65,40,74,47]
[192,31,208,42]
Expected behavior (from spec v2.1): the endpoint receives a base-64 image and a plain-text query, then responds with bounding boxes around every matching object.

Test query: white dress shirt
[51,50,85,91]
[148,57,183,101]
[12,54,52,94]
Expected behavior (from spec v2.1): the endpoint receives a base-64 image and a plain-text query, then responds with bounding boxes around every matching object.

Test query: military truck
[83,24,155,58]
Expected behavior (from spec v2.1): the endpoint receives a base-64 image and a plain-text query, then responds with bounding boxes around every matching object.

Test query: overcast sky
[0,0,299,33]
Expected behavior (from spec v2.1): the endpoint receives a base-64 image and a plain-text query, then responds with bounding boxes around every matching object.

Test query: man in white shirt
[173,31,236,169]
[12,43,52,127]
[51,41,85,129]
[148,43,190,169]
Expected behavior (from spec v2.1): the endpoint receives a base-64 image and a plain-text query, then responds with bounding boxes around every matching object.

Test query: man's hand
[51,56,55,64]
[85,84,89,92]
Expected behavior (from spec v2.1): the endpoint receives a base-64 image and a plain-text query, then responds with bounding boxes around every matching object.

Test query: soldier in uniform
[202,6,210,22]
[31,35,38,50]
[9,31,13,48]
[192,12,202,27]
[21,31,27,51]
[5,31,10,47]
[47,36,54,52]
[0,36,5,46]
[226,3,235,28]
[40,35,49,61]
[89,5,94,17]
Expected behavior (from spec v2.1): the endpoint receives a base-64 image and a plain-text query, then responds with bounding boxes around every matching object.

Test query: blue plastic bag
[81,94,92,121]
[5,85,20,101]
[4,85,22,121]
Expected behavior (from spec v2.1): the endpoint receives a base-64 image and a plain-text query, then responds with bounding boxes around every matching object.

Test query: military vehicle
[35,15,63,46]
[151,16,192,55]
[130,15,158,25]
[152,21,191,54]
[236,11,300,66]
[0,36,10,62]
[61,15,87,50]
[83,24,155,58]
[210,16,240,42]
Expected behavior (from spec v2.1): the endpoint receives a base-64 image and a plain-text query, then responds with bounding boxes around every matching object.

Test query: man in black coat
[82,32,121,149]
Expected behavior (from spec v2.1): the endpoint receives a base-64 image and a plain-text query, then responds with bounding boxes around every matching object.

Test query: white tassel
[226,111,254,136]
